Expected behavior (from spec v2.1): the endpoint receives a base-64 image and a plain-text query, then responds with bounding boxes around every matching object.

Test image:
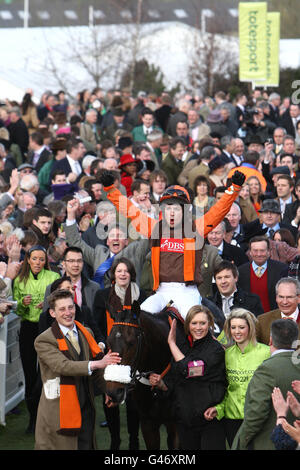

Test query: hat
[259,199,281,214]
[137,159,155,177]
[18,163,34,171]
[112,107,125,117]
[246,135,263,145]
[206,110,222,123]
[118,136,133,150]
[241,218,268,243]
[160,185,191,206]
[208,156,226,172]
[119,154,143,171]
[270,166,290,176]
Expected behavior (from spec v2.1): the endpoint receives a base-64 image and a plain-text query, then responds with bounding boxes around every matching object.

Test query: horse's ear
[131,300,140,319]
[107,304,116,321]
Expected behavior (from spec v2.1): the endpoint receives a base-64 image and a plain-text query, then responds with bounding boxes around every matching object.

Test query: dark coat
[28,147,52,173]
[164,329,226,428]
[7,118,29,157]
[217,240,249,267]
[237,259,289,311]
[209,287,264,318]
[279,108,297,137]
[51,157,82,178]
[283,199,300,225]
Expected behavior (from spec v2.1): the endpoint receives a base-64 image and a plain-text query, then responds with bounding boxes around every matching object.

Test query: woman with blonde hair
[204,308,270,447]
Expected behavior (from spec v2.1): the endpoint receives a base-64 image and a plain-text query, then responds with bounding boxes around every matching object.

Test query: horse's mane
[139,309,171,339]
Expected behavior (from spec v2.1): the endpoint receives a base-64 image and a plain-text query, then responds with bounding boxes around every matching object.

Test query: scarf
[106,282,140,336]
[51,320,103,436]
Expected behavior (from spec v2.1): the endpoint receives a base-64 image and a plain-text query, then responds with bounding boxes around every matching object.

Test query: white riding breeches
[140,282,202,320]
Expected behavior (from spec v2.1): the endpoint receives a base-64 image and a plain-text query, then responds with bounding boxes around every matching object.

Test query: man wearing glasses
[44,246,99,314]
[256,277,300,345]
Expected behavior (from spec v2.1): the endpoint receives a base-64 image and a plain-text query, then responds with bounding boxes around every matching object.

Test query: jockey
[100,170,245,319]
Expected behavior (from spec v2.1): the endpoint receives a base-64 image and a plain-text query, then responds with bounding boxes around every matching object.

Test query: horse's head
[104,301,143,404]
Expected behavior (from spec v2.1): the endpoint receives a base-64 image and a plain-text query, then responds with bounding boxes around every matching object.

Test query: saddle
[165,305,185,324]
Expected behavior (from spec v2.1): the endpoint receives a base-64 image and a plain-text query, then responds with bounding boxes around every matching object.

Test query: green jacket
[215,342,270,420]
[38,159,54,192]
[13,269,60,323]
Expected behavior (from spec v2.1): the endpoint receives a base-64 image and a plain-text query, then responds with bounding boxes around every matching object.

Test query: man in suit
[28,131,52,173]
[268,93,281,126]
[235,93,248,127]
[210,260,264,318]
[187,108,210,142]
[280,104,300,138]
[233,318,300,450]
[166,98,191,137]
[225,202,245,247]
[64,197,150,286]
[272,127,287,157]
[132,107,162,142]
[231,137,246,167]
[102,107,133,143]
[206,221,249,267]
[161,136,185,185]
[51,137,84,180]
[34,289,121,450]
[238,236,288,313]
[259,198,298,242]
[256,277,300,345]
[7,106,29,160]
[82,200,117,249]
[43,246,100,314]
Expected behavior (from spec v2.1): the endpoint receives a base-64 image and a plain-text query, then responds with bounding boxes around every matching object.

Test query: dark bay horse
[104,302,179,450]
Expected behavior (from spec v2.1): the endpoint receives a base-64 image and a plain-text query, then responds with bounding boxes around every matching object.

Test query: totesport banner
[255,12,280,87]
[239,2,267,82]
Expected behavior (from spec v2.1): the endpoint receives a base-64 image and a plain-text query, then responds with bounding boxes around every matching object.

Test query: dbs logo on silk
[160,238,184,253]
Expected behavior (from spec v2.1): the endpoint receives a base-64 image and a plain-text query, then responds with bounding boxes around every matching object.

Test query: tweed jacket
[34,324,105,450]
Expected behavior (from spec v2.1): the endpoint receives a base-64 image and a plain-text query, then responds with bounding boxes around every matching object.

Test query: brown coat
[256,308,300,345]
[34,325,105,450]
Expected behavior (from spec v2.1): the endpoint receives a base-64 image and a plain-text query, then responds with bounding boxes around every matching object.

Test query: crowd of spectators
[1,85,300,450]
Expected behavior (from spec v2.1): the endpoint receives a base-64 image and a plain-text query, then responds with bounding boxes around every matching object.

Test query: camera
[243,107,259,125]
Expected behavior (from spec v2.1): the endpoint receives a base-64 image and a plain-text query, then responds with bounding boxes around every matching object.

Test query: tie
[268,229,275,239]
[73,285,78,305]
[256,266,264,278]
[93,255,115,288]
[223,296,233,317]
[32,152,40,167]
[67,330,81,355]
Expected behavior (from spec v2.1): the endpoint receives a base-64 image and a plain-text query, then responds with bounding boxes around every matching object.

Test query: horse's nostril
[107,387,126,404]
[116,387,125,402]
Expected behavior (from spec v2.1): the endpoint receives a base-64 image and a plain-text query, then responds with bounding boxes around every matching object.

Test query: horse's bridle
[111,321,145,386]
[111,318,172,390]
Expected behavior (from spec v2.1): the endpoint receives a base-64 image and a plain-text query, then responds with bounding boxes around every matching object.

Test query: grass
[0,398,168,451]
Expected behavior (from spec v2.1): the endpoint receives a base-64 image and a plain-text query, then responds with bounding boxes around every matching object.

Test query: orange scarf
[51,320,102,436]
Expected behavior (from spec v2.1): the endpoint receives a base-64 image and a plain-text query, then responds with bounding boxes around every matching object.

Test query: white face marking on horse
[116,332,122,338]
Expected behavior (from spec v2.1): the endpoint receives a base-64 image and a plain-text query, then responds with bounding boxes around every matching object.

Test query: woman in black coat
[150,305,227,450]
[93,257,147,451]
